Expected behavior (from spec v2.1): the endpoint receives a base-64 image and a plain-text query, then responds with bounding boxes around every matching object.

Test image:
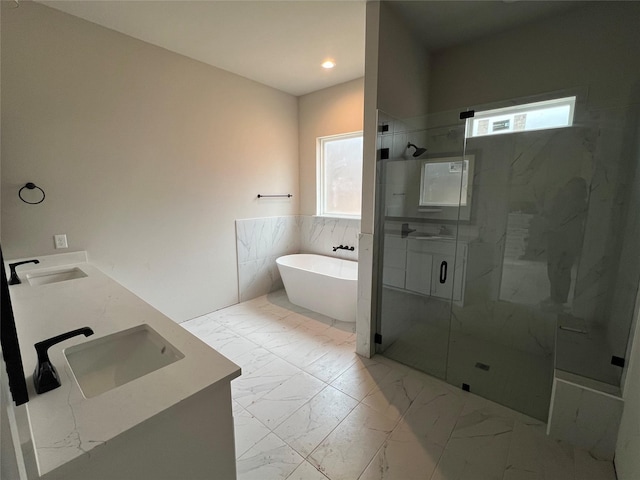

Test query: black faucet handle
[401,223,417,238]
[332,245,355,252]
[8,259,40,285]
[34,327,94,362]
[33,327,94,394]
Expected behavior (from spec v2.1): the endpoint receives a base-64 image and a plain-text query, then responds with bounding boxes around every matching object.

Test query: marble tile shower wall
[299,216,360,261]
[236,216,360,302]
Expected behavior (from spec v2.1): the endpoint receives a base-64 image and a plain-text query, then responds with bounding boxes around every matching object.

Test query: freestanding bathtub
[276,254,358,323]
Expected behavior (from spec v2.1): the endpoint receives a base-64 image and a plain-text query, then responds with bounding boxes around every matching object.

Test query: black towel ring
[18,182,46,205]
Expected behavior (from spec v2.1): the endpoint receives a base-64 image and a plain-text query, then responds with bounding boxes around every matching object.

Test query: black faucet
[401,223,416,238]
[33,327,94,394]
[8,259,40,285]
[332,245,355,252]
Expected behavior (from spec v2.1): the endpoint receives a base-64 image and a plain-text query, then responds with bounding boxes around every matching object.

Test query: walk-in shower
[373,89,640,421]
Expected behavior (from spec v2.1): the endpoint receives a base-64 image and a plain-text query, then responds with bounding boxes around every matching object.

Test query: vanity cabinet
[408,239,466,301]
[6,252,241,480]
[383,235,407,289]
[383,234,468,303]
[405,247,433,296]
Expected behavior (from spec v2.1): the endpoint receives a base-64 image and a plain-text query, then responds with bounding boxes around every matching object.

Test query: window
[418,155,475,221]
[317,132,363,217]
[420,157,471,207]
[466,96,576,138]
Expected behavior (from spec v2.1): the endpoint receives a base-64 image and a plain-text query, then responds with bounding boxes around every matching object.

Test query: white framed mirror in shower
[418,154,475,221]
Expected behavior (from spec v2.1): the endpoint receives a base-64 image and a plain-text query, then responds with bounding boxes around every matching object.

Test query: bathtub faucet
[333,245,355,252]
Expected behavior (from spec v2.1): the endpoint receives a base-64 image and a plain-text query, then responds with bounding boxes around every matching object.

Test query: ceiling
[391,1,585,51]
[38,0,367,97]
[37,1,585,97]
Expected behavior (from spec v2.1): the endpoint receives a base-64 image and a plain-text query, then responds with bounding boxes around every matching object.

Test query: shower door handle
[439,261,447,284]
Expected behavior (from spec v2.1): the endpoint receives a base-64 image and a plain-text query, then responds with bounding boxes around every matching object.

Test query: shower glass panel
[550,101,640,386]
[375,90,640,423]
[452,90,640,420]
[451,95,568,421]
[374,110,465,380]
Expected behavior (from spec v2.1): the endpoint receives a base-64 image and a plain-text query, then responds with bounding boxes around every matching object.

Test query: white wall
[236,75,365,304]
[0,2,299,322]
[375,2,429,122]
[358,0,431,356]
[362,1,430,234]
[298,78,364,216]
[428,2,640,113]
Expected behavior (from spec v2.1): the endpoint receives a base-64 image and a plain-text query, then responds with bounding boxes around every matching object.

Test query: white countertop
[384,232,479,244]
[6,252,241,478]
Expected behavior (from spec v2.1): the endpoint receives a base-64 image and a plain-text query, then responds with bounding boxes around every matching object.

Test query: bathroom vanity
[384,233,494,304]
[383,234,467,301]
[5,252,240,480]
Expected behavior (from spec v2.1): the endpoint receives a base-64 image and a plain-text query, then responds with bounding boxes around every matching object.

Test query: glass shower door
[374,110,466,380]
[375,92,640,423]
[447,119,559,421]
[447,91,639,421]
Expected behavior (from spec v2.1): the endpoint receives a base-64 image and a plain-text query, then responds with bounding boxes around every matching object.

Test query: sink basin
[64,324,184,398]
[27,267,88,286]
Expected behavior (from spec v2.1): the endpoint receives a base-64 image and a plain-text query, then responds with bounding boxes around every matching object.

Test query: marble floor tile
[430,406,515,480]
[502,469,542,480]
[193,323,237,346]
[236,433,303,480]
[396,380,466,447]
[321,327,357,345]
[273,385,358,458]
[245,371,326,429]
[330,357,393,401]
[308,403,397,480]
[269,334,336,369]
[232,346,280,376]
[573,447,617,480]
[233,408,272,458]
[232,356,300,408]
[460,390,543,427]
[446,330,553,422]
[212,307,284,336]
[285,460,329,480]
[303,342,360,383]
[359,429,445,480]
[250,312,307,335]
[227,314,289,338]
[504,420,575,480]
[182,291,617,480]
[205,334,260,363]
[181,314,224,339]
[360,368,425,422]
[246,327,311,352]
[287,312,334,335]
[381,323,449,380]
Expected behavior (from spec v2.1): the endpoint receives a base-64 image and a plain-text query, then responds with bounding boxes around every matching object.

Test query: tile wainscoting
[235,216,360,303]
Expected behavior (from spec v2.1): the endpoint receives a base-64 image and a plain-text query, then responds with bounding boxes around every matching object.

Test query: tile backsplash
[235,216,360,302]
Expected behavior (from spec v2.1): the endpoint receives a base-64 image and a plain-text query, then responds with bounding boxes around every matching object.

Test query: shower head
[407,142,427,158]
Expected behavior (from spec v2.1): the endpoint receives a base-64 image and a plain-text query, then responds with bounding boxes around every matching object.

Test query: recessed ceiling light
[322,60,336,69]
